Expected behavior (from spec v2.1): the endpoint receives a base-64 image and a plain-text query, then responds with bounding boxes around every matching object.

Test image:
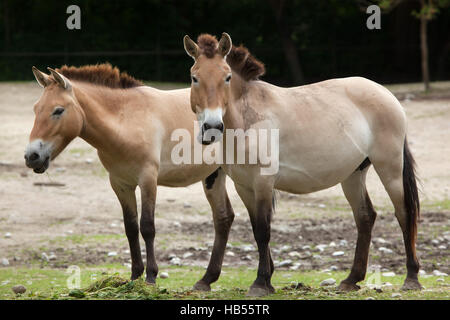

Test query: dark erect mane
[57,63,143,89]
[197,34,265,81]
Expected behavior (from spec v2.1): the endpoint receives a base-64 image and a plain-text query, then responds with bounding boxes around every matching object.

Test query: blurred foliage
[0,0,449,85]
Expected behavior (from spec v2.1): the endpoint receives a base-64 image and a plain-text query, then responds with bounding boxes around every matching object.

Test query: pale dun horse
[25,64,235,290]
[183,33,422,296]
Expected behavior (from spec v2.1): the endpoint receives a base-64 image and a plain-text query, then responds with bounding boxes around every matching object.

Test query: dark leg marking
[358,157,371,171]
[205,169,220,190]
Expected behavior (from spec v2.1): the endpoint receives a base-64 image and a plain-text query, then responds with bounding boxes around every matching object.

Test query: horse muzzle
[24,140,52,174]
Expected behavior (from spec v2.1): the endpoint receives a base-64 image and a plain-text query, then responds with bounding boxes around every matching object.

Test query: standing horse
[25,64,235,289]
[183,33,422,296]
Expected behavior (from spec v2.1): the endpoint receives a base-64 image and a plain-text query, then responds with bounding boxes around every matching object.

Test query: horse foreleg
[110,176,144,280]
[194,168,235,291]
[139,171,158,284]
[338,168,377,292]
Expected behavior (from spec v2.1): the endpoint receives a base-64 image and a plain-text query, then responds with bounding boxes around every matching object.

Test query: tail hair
[403,137,420,246]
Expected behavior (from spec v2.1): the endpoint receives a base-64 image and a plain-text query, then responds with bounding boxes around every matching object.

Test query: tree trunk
[420,5,430,91]
[268,0,304,84]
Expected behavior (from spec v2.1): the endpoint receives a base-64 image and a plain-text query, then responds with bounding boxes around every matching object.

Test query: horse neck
[224,74,253,130]
[74,83,129,152]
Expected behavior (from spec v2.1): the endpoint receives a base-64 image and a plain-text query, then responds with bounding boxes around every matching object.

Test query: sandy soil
[0,82,448,275]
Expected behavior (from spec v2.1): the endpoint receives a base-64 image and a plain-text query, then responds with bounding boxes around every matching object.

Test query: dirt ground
[0,81,449,277]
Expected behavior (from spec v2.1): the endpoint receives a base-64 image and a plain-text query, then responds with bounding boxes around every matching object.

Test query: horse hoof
[337,281,360,292]
[246,286,272,297]
[130,266,145,280]
[193,281,211,292]
[401,278,423,291]
[145,277,156,285]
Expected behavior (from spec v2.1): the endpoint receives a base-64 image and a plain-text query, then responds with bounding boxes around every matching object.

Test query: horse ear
[47,67,71,90]
[218,32,232,58]
[184,35,199,60]
[32,66,52,88]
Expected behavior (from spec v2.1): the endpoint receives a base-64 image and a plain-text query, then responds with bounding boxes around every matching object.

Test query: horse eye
[191,76,198,84]
[52,107,65,117]
[225,74,232,83]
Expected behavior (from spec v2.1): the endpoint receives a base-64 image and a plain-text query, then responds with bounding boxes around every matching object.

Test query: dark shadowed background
[0,0,449,85]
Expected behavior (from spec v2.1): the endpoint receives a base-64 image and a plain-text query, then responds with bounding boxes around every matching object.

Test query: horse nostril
[29,152,40,162]
[216,123,224,133]
[203,123,211,131]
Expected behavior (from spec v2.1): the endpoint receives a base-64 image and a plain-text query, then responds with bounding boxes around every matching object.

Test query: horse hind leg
[371,139,422,290]
[338,166,377,292]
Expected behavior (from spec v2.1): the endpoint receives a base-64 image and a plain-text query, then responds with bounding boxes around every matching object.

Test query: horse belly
[274,120,371,194]
[157,162,218,187]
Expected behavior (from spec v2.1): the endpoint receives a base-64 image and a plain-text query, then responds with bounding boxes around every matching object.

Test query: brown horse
[183,33,422,296]
[25,64,235,289]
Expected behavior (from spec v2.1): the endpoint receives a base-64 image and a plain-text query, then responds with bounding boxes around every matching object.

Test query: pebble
[419,270,427,275]
[168,253,177,259]
[330,265,338,271]
[432,270,448,277]
[438,245,446,250]
[431,239,440,245]
[241,245,255,252]
[159,272,169,279]
[301,245,311,251]
[382,272,396,277]
[241,255,252,261]
[315,244,327,252]
[289,263,301,271]
[383,282,393,287]
[11,285,26,294]
[378,247,394,254]
[313,254,322,260]
[41,252,50,261]
[48,253,57,261]
[299,251,312,259]
[225,251,235,257]
[278,259,293,267]
[4,232,11,239]
[172,221,181,228]
[391,293,402,298]
[365,297,375,300]
[107,251,118,257]
[318,204,326,208]
[170,257,181,266]
[329,241,337,247]
[436,278,444,282]
[1,258,9,266]
[288,251,301,258]
[339,240,348,247]
[374,237,388,244]
[320,278,336,286]
[123,263,131,268]
[85,158,93,164]
[332,251,345,257]
[182,252,193,259]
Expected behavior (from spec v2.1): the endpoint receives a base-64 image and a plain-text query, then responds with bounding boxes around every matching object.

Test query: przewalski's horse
[25,64,235,288]
[183,33,422,296]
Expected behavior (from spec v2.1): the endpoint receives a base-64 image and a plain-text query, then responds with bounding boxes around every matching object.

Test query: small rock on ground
[11,285,26,294]
[320,278,336,286]
[159,272,169,279]
[1,258,9,266]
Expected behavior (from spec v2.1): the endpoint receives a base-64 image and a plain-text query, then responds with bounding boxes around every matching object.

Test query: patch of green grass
[0,265,448,300]
[422,199,450,211]
[48,233,125,245]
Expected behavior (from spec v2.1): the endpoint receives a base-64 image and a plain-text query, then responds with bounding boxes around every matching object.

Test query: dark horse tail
[403,137,420,247]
